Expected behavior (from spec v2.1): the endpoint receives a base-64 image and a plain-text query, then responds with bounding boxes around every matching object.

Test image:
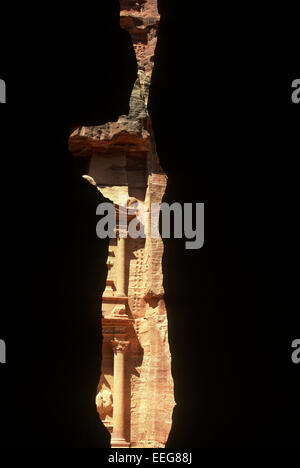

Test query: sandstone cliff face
[69,0,174,448]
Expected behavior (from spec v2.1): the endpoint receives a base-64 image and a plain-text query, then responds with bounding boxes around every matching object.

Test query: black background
[0,0,299,448]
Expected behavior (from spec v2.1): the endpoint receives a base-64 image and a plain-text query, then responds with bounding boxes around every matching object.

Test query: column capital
[111,338,129,354]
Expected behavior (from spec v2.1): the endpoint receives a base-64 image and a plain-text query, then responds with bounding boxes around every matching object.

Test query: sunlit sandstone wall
[69,0,175,448]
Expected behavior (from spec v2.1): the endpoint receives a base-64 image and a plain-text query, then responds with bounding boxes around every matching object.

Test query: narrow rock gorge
[69,0,175,448]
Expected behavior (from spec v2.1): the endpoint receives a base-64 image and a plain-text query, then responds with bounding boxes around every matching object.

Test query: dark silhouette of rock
[148,0,300,448]
[0,1,137,447]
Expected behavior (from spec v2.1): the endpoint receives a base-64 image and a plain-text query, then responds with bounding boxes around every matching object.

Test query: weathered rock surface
[69,0,174,448]
[70,0,159,154]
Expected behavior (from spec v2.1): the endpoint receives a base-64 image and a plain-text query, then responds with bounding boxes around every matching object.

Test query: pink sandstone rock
[69,0,175,448]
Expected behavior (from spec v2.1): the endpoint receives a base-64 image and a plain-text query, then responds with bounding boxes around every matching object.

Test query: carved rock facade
[69,0,175,448]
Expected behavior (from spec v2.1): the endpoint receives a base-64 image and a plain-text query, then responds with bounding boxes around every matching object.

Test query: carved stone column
[116,233,126,297]
[111,338,130,447]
